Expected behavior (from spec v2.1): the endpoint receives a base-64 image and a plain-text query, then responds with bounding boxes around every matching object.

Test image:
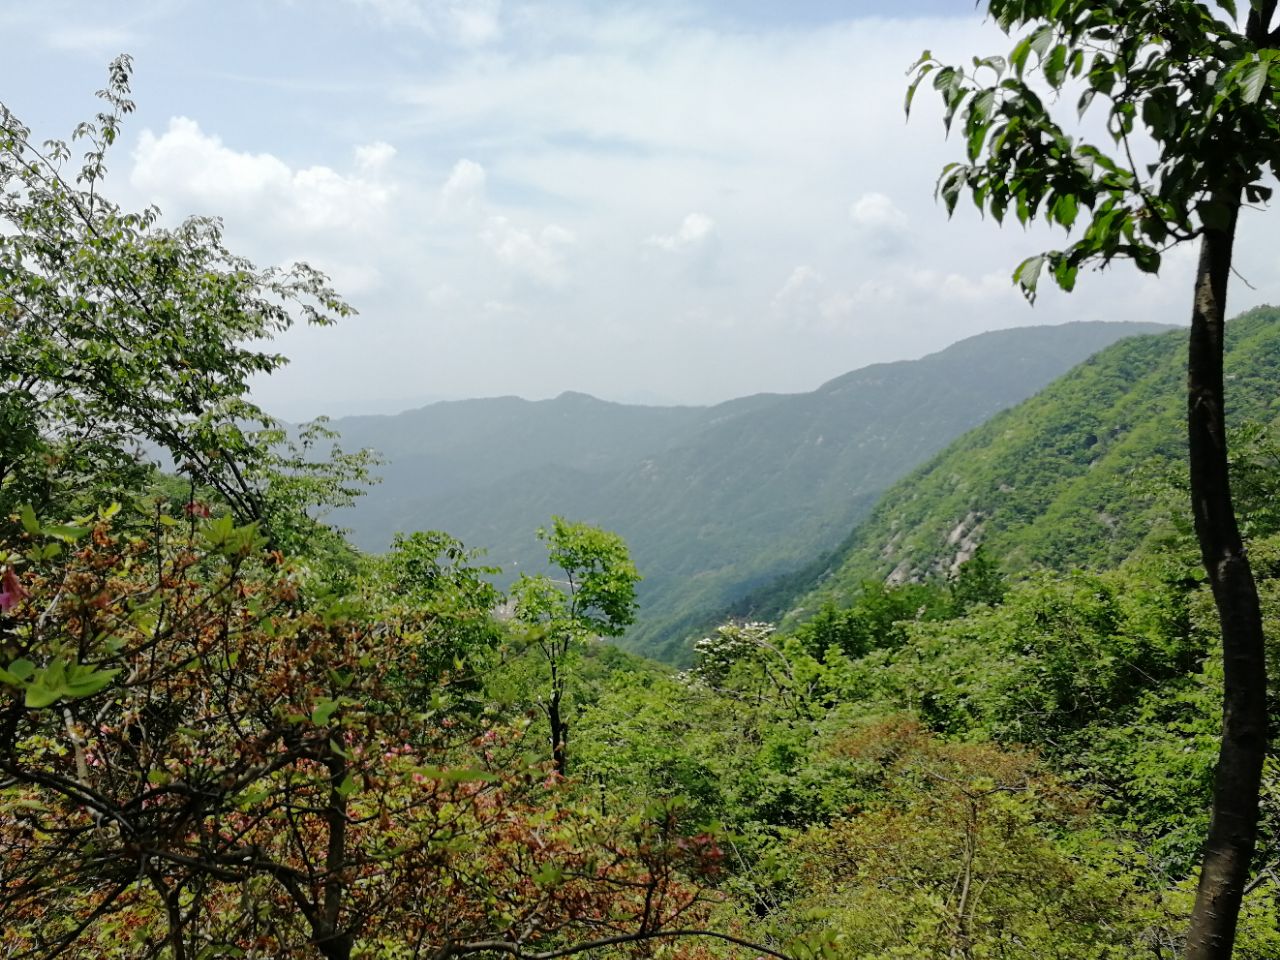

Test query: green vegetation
[6,38,1280,960]
[334,320,1166,662]
[914,2,1280,951]
[753,308,1280,623]
[511,517,640,775]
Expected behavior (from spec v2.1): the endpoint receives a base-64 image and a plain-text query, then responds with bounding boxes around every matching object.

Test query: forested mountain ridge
[746,305,1280,627]
[331,320,1167,660]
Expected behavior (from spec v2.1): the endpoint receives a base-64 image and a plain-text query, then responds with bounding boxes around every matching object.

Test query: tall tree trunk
[1182,199,1269,960]
[316,750,354,960]
[549,684,568,777]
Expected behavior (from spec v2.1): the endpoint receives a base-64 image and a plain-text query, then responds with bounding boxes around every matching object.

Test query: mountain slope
[756,306,1280,627]
[332,321,1169,660]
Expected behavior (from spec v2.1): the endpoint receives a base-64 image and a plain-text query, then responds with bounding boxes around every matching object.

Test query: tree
[0,57,375,546]
[372,529,503,700]
[0,509,727,960]
[908,4,1280,956]
[511,518,640,777]
[948,546,1007,613]
[785,717,1150,960]
[0,67,814,960]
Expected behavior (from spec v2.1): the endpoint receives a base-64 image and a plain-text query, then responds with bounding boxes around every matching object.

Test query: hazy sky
[3,1,1278,418]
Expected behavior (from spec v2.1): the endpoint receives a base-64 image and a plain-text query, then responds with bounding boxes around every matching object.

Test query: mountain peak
[554,390,601,404]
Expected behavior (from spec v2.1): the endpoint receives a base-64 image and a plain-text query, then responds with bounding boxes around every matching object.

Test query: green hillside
[331,321,1166,659]
[757,306,1280,626]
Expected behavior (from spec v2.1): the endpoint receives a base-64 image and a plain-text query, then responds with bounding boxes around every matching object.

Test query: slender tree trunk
[162,884,188,960]
[1182,199,1269,960]
[549,684,568,777]
[316,750,354,960]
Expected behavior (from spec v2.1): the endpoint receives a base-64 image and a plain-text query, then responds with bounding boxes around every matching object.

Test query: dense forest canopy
[329,320,1168,663]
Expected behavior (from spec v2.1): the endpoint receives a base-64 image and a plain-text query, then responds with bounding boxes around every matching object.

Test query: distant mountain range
[735,306,1280,632]
[331,321,1169,661]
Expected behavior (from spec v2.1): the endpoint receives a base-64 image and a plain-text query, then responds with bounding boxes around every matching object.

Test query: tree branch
[443,929,799,960]
[9,882,129,960]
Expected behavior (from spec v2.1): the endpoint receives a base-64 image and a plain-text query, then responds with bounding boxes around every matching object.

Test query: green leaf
[1141,98,1165,137]
[64,667,120,698]
[1134,246,1162,274]
[1141,215,1169,244]
[1052,194,1079,230]
[1011,36,1032,77]
[7,659,36,681]
[18,504,39,535]
[1052,257,1079,292]
[311,698,340,726]
[1029,25,1054,61]
[44,524,89,543]
[1077,88,1096,119]
[905,63,936,117]
[1239,58,1267,104]
[24,682,61,709]
[977,55,1006,78]
[1044,44,1069,88]
[937,164,965,216]
[1245,183,1274,204]
[336,772,360,798]
[1198,200,1234,231]
[969,88,996,125]
[1013,254,1046,302]
[532,864,565,887]
[195,945,246,959]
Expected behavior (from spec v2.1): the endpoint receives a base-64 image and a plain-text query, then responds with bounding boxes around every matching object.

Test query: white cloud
[910,268,1019,303]
[850,192,908,231]
[291,259,383,296]
[355,141,397,174]
[349,0,501,45]
[46,25,139,56]
[480,216,575,288]
[850,279,899,305]
[646,212,717,253]
[771,265,892,333]
[773,265,824,305]
[819,292,858,325]
[131,117,394,233]
[439,158,487,218]
[849,191,911,256]
[437,158,574,286]
[426,282,461,306]
[36,2,1250,414]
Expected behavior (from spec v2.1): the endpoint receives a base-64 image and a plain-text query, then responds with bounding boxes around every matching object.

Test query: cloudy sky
[3,1,1277,418]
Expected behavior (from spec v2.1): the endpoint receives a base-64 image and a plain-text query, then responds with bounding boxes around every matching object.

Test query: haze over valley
[331,320,1168,658]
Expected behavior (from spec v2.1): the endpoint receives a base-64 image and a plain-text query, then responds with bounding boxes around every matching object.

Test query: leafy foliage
[11,49,1280,960]
[764,309,1280,622]
[0,511,719,960]
[512,518,640,774]
[907,0,1280,299]
[0,57,376,547]
[333,322,1165,662]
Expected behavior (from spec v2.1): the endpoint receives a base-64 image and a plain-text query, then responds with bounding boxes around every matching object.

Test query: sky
[3,0,1278,419]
